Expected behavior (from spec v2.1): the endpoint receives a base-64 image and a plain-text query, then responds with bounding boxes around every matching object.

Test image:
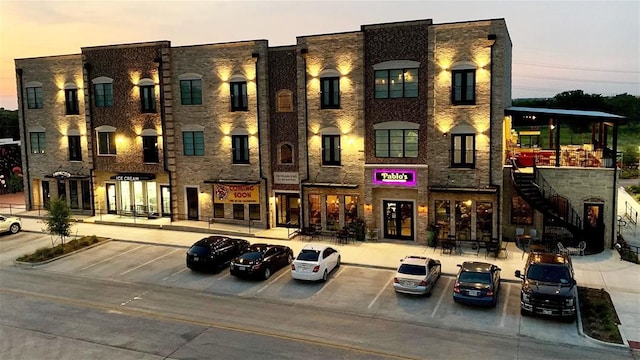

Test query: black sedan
[453,261,501,307]
[230,243,294,280]
[186,236,250,272]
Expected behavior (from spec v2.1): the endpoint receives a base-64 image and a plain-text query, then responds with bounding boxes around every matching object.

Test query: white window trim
[67,129,81,136]
[229,74,247,82]
[230,127,248,136]
[28,125,46,132]
[92,76,114,85]
[181,124,205,132]
[319,126,340,136]
[451,61,477,71]
[373,60,420,70]
[373,121,420,130]
[95,125,116,132]
[178,73,203,80]
[64,83,78,90]
[319,68,340,78]
[138,78,155,86]
[141,129,158,136]
[450,122,476,134]
[25,81,43,88]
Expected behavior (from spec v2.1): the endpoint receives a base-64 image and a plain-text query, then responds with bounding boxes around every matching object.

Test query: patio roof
[505,107,626,122]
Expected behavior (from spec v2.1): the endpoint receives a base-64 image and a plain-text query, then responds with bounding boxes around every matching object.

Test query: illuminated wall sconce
[443,132,448,137]
[418,205,428,214]
[364,204,372,212]
[251,52,259,62]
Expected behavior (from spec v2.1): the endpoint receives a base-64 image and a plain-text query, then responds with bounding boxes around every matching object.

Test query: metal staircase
[510,164,583,241]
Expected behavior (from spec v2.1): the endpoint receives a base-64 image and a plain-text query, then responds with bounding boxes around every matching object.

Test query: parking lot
[5,236,583,344]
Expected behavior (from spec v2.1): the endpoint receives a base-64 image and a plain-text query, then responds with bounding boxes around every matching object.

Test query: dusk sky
[1,0,638,110]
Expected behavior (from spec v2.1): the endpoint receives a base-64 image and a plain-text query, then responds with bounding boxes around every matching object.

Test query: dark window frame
[65,88,79,115]
[68,135,82,161]
[233,204,245,220]
[375,129,419,158]
[142,135,159,163]
[97,131,116,155]
[320,77,340,109]
[183,131,205,156]
[213,203,225,218]
[451,69,476,105]
[94,83,114,107]
[30,132,45,154]
[180,79,202,105]
[322,134,341,166]
[230,81,248,111]
[232,135,249,164]
[26,86,43,109]
[374,68,418,99]
[140,85,156,113]
[451,133,475,168]
[249,204,260,220]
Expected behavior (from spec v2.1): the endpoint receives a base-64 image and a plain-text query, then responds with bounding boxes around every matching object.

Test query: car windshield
[458,271,491,284]
[527,264,572,284]
[297,250,320,261]
[398,264,427,276]
[241,252,263,260]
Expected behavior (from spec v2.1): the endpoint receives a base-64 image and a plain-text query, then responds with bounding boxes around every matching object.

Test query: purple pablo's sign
[373,169,416,186]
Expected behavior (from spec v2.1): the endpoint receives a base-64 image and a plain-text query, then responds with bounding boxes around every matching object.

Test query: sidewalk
[2,191,640,350]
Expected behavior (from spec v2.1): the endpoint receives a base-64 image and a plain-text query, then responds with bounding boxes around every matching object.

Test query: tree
[42,197,73,247]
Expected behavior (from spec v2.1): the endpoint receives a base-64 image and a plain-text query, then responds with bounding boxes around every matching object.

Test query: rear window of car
[241,252,263,260]
[398,264,427,276]
[458,271,491,284]
[297,249,320,261]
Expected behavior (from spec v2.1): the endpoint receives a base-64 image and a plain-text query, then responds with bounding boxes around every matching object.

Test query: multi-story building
[15,17,622,251]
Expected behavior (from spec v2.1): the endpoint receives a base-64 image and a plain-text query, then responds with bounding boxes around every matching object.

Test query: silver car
[393,256,441,296]
[0,214,22,234]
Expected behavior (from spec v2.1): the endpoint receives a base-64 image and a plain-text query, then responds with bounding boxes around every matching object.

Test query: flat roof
[506,106,626,120]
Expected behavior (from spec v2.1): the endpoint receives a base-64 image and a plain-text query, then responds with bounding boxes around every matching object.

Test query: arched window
[276,89,293,112]
[279,143,293,164]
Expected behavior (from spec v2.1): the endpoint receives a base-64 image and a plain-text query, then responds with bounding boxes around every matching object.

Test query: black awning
[204,179,261,184]
[302,182,359,189]
[429,186,497,194]
[45,171,90,179]
[110,173,156,181]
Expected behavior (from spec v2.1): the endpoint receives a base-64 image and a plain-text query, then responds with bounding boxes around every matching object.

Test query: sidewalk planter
[427,225,438,248]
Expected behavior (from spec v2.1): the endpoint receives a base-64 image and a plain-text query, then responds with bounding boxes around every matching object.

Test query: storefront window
[147,182,157,214]
[455,200,472,240]
[69,180,79,209]
[345,195,358,224]
[249,204,260,220]
[121,181,131,213]
[309,195,321,225]
[133,181,144,213]
[511,195,533,225]
[435,200,450,238]
[476,201,493,238]
[214,203,224,218]
[326,195,339,230]
[233,204,244,220]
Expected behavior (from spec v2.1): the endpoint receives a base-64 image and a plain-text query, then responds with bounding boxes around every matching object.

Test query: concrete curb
[13,238,112,267]
[574,290,629,350]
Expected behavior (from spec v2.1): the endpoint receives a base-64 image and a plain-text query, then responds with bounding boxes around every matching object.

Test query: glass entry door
[276,193,300,227]
[383,200,414,241]
[106,183,117,214]
[584,203,604,253]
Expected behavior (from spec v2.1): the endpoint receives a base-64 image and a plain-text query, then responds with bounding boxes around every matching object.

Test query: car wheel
[322,269,328,282]
[287,253,293,264]
[263,267,271,280]
[9,223,20,234]
[520,308,530,316]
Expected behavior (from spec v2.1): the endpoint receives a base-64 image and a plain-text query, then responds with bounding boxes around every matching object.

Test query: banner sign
[274,172,299,184]
[373,169,416,187]
[214,184,260,204]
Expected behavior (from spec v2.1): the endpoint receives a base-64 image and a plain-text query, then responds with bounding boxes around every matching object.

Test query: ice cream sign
[373,169,416,186]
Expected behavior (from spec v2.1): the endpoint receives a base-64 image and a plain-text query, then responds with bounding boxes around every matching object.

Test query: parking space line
[369,275,394,309]
[431,277,452,318]
[119,248,181,276]
[163,267,189,281]
[499,283,512,327]
[312,267,345,298]
[256,269,290,294]
[81,244,146,270]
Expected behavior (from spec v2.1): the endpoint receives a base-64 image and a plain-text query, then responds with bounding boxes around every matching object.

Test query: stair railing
[533,167,583,231]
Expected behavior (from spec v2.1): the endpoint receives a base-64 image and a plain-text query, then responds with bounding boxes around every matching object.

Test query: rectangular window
[183,131,204,156]
[214,203,225,218]
[68,135,82,161]
[95,83,114,107]
[143,136,159,163]
[375,129,418,158]
[374,68,418,99]
[140,85,156,113]
[230,82,248,111]
[249,204,260,221]
[69,180,79,209]
[345,195,358,224]
[320,77,340,109]
[26,86,43,109]
[326,195,339,230]
[233,204,245,220]
[476,202,493,237]
[452,134,475,168]
[30,132,45,153]
[232,135,249,164]
[511,196,533,225]
[435,200,451,238]
[97,131,116,155]
[322,135,340,166]
[82,180,91,210]
[452,69,476,105]
[180,79,202,105]
[65,89,79,115]
[309,194,321,225]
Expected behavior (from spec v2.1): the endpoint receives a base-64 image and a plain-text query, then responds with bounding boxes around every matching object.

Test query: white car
[291,244,340,281]
[0,215,22,234]
[393,255,441,296]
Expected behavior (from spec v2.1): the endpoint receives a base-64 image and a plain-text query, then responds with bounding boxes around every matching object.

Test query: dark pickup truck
[515,252,577,320]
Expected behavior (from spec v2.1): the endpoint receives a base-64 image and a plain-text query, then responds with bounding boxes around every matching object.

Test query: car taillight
[393,277,399,283]
[312,265,320,273]
[486,290,494,296]
[419,280,429,287]
[252,264,261,270]
[291,264,296,270]
[453,282,460,294]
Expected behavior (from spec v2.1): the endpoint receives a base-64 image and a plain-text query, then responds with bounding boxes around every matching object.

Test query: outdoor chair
[557,242,569,256]
[567,241,586,256]
[485,239,500,259]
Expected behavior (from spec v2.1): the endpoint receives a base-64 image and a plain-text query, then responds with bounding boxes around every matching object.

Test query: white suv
[393,256,441,296]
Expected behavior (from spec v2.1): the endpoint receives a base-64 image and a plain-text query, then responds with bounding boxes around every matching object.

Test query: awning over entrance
[204,179,261,184]
[302,182,359,188]
[45,171,90,179]
[110,173,156,181]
